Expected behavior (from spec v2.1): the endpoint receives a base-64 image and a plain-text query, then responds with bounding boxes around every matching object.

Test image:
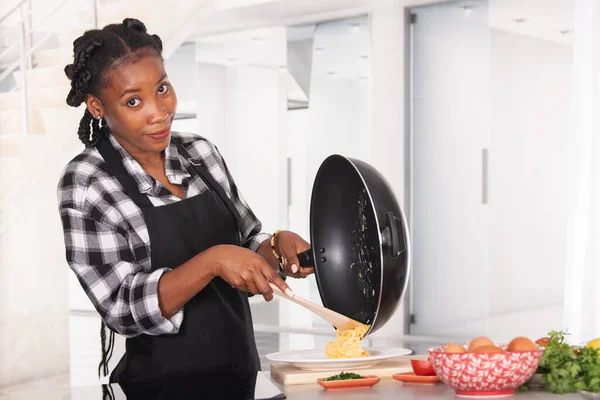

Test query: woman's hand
[207,244,292,302]
[275,231,314,278]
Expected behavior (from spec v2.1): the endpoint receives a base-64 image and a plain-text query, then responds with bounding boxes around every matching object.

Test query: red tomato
[411,359,437,376]
[535,337,550,347]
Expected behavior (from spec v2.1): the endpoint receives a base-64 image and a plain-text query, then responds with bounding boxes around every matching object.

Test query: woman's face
[89,54,178,158]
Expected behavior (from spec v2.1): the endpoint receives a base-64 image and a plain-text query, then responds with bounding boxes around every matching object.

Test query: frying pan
[297,155,411,336]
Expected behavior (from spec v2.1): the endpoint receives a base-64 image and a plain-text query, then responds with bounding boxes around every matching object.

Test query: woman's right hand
[206,244,293,302]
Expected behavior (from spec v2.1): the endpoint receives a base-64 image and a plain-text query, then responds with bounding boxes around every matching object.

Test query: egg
[507,336,537,352]
[473,345,505,353]
[444,341,467,354]
[468,336,495,352]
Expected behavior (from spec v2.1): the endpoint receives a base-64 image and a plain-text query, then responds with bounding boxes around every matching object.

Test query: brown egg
[507,336,537,352]
[444,341,467,354]
[473,345,505,353]
[468,336,495,352]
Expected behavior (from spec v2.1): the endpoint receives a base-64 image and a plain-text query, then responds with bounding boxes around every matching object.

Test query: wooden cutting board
[270,357,424,386]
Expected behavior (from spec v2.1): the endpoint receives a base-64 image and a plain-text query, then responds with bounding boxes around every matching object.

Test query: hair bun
[64,64,76,80]
[151,34,163,52]
[122,18,147,33]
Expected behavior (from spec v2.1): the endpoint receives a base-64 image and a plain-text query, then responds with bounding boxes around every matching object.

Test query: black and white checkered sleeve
[60,206,183,337]
[58,165,183,337]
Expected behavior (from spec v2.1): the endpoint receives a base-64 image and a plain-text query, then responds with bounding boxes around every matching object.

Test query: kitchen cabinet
[410,1,571,340]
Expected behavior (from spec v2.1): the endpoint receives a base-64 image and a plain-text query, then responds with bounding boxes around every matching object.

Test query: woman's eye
[158,83,169,94]
[127,98,141,107]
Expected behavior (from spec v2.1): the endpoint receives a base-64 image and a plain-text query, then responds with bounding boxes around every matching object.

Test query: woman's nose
[148,106,169,124]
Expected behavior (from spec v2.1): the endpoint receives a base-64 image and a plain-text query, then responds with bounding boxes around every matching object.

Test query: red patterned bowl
[428,345,543,397]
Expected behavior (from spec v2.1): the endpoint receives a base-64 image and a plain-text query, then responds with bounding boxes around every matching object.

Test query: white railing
[0,0,99,135]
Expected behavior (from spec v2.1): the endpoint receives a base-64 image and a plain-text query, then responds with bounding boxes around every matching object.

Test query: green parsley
[322,372,364,381]
[535,330,600,394]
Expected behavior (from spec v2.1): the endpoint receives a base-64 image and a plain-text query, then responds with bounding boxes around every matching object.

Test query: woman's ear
[85,94,104,119]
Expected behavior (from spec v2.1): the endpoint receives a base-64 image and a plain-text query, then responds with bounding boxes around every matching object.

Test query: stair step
[55,29,83,48]
[0,108,82,158]
[0,86,71,111]
[38,107,84,132]
[0,134,54,158]
[53,0,146,47]
[13,66,69,90]
[0,135,23,157]
[0,109,46,135]
[35,45,73,68]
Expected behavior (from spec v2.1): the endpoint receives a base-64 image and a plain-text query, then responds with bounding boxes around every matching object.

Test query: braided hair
[64,18,163,147]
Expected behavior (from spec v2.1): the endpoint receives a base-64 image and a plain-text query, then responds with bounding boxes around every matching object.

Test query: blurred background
[1,0,598,392]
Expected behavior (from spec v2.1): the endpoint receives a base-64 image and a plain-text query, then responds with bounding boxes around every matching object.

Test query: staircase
[0,0,214,388]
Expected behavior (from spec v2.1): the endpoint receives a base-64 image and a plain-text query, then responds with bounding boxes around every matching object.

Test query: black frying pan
[297,155,410,336]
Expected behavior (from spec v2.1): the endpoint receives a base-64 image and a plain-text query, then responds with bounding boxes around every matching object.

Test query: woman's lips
[146,127,171,140]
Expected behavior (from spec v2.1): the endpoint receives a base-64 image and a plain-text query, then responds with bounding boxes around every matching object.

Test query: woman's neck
[110,131,166,171]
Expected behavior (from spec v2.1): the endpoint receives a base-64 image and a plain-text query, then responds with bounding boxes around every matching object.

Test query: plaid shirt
[57,131,269,337]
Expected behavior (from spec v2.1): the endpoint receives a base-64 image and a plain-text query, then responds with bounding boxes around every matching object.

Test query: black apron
[96,137,261,387]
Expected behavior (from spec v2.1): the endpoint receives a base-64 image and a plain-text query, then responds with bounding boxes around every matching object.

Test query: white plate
[265,347,412,371]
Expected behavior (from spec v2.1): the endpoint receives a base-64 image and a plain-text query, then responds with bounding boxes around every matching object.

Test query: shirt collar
[164,140,191,184]
[106,133,191,195]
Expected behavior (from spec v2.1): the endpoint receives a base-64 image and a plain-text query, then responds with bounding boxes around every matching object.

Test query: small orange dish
[393,372,441,385]
[317,376,380,390]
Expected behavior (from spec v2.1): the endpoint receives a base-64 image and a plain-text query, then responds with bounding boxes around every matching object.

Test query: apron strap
[177,144,245,237]
[96,138,154,209]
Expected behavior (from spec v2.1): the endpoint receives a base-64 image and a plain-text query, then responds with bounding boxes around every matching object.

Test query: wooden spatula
[269,283,364,332]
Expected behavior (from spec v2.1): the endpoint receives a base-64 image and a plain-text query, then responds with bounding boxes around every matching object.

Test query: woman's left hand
[276,231,314,278]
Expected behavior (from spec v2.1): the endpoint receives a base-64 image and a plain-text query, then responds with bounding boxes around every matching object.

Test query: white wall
[305,77,370,188]
[195,63,228,148]
[225,64,289,234]
[165,42,198,116]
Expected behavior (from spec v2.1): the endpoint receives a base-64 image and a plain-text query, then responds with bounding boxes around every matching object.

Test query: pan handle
[381,212,406,258]
[297,249,315,267]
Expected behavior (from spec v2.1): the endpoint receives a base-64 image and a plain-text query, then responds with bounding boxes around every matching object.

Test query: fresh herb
[322,372,364,381]
[517,384,530,392]
[535,330,600,394]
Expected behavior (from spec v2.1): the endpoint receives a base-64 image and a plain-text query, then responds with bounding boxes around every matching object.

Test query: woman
[57,18,313,390]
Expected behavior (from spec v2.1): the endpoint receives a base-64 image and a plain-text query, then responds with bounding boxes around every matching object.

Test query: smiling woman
[57,17,313,391]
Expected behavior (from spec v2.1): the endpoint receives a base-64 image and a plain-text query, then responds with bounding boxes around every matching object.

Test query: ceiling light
[350,23,361,32]
[461,5,475,16]
[513,18,527,24]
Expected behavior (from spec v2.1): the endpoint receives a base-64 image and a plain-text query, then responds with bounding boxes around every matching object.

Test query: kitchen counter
[0,332,588,400]
[0,372,590,400]
[279,379,586,399]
